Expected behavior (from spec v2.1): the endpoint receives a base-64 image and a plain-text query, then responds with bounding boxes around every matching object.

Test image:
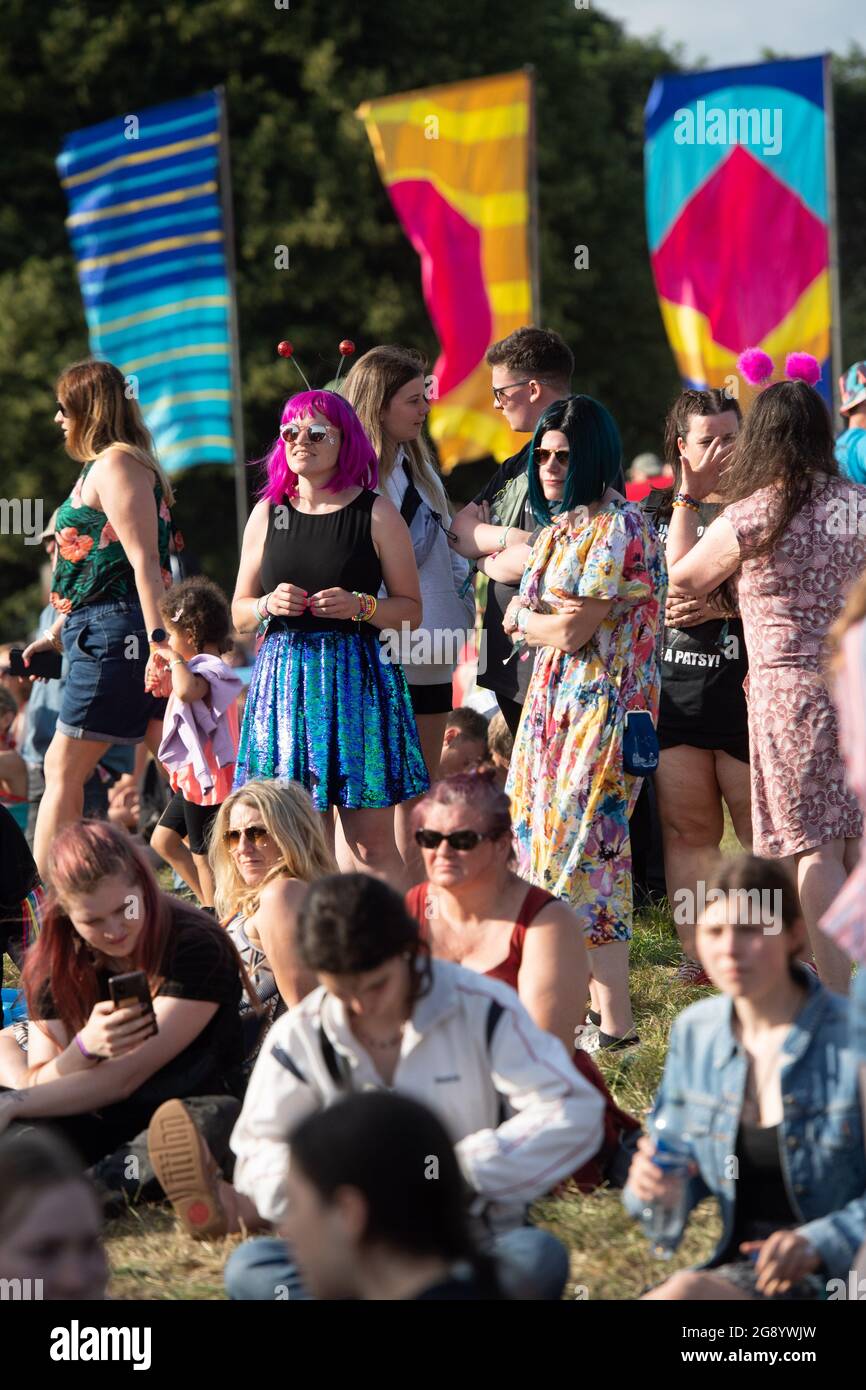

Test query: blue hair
[526,395,623,525]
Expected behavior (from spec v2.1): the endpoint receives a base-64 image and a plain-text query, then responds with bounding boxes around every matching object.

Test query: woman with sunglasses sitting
[210,779,338,1046]
[481,396,666,1053]
[231,390,428,890]
[407,768,640,1191]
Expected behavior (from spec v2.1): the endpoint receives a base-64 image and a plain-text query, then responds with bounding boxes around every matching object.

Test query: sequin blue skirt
[233,627,430,811]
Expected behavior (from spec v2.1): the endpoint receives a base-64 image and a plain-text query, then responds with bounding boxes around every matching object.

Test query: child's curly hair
[159,577,233,654]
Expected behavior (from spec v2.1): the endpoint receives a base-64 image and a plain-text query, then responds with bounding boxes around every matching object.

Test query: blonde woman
[211,779,338,1020]
[343,346,473,875]
[23,361,178,878]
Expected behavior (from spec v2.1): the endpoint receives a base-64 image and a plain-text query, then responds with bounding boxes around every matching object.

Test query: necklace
[356,1024,404,1051]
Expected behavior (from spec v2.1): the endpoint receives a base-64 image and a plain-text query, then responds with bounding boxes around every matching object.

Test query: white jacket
[231,958,604,1233]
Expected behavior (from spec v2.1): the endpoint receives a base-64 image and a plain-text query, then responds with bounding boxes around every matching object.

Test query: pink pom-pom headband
[736,348,821,389]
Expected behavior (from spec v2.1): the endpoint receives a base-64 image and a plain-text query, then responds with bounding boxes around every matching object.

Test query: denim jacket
[623,968,866,1277]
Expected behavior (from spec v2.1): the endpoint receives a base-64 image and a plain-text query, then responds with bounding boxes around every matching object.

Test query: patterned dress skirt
[233,627,430,811]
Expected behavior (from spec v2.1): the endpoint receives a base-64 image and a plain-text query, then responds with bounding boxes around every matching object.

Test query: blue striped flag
[57,91,236,473]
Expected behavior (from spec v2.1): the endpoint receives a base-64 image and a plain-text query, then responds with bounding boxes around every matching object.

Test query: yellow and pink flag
[357,71,534,471]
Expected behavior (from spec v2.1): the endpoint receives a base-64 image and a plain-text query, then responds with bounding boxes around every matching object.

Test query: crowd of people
[0,326,864,1301]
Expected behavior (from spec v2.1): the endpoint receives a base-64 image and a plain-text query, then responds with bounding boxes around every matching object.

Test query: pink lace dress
[723,478,866,856]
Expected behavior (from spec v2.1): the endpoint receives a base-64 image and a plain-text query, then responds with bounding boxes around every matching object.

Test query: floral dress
[506,501,666,948]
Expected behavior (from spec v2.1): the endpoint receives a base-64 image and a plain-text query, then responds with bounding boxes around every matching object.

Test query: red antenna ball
[277,341,294,358]
[338,340,355,356]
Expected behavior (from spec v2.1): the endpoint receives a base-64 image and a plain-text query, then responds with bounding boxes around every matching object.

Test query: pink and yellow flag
[357,71,534,472]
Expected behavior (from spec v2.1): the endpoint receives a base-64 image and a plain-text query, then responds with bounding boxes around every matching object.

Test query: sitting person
[438,706,489,777]
[0,1127,108,1300]
[485,711,513,788]
[149,577,242,908]
[211,778,338,1028]
[624,854,866,1300]
[151,873,604,1296]
[407,769,640,1190]
[284,1091,505,1299]
[0,686,29,835]
[0,820,248,1214]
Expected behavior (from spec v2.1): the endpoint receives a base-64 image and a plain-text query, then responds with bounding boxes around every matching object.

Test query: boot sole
[147,1099,227,1239]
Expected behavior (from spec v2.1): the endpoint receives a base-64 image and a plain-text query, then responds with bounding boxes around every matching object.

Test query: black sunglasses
[223,824,270,849]
[414,828,497,852]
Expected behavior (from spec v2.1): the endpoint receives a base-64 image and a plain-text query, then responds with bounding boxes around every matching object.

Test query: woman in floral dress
[22,360,178,878]
[486,396,666,1051]
[666,378,866,994]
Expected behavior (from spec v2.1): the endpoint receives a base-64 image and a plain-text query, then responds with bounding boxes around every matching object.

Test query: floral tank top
[50,461,177,614]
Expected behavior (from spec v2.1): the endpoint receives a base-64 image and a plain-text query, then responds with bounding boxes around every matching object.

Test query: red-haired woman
[0,821,246,1210]
[406,770,640,1190]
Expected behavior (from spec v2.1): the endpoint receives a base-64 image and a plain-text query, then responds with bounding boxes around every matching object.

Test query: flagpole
[524,64,541,325]
[823,53,843,416]
[215,85,248,555]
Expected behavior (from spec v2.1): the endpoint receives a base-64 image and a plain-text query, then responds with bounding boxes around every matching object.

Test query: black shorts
[157,791,221,856]
[408,681,453,716]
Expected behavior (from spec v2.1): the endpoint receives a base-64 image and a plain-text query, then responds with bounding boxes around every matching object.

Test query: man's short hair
[446,706,490,746]
[486,327,574,391]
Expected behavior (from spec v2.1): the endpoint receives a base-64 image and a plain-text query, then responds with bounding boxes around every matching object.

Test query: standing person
[624,856,866,1301]
[231,389,428,889]
[499,396,666,1050]
[149,577,242,909]
[21,361,176,880]
[342,345,474,878]
[449,328,576,738]
[644,390,751,982]
[666,370,866,993]
[834,361,866,483]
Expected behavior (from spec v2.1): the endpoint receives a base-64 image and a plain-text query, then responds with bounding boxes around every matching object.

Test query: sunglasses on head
[223,824,270,849]
[414,828,497,852]
[535,448,570,465]
[279,422,336,445]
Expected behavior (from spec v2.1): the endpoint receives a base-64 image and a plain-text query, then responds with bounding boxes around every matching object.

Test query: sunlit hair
[22,821,173,1034]
[22,820,247,1034]
[258,390,378,504]
[211,779,338,922]
[659,388,742,505]
[0,1129,90,1245]
[341,345,451,518]
[414,768,515,861]
[56,360,175,506]
[719,380,838,558]
[526,395,622,525]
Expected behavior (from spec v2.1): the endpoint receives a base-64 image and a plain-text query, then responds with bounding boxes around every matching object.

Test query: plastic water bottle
[639,1121,692,1259]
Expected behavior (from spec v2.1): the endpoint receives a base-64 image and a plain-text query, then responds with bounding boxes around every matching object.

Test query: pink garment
[723,478,866,857]
[158,654,242,807]
[820,619,866,963]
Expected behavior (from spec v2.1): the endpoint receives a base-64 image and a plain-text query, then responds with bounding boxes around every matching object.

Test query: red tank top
[406,880,639,1192]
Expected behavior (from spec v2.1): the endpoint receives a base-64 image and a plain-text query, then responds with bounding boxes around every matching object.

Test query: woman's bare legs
[587,939,633,1038]
[338,805,408,892]
[0,1029,27,1088]
[150,825,202,899]
[655,746,726,959]
[33,732,111,879]
[395,711,448,886]
[792,838,855,994]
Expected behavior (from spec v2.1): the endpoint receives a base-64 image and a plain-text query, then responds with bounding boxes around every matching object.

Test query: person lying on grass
[624,853,865,1300]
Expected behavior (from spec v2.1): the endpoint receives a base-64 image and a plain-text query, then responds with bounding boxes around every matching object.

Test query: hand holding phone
[7,646,63,681]
[108,970,158,1039]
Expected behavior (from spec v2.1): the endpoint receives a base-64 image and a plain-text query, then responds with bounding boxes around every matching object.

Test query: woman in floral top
[485,396,666,1051]
[23,360,179,878]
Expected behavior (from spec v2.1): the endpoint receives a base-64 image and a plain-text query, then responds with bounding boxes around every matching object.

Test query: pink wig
[258,390,378,505]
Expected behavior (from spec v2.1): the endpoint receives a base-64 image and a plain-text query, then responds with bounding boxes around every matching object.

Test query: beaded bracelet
[672,492,701,514]
[352,592,377,622]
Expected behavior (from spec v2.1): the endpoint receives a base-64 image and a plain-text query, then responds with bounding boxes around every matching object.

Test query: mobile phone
[6,646,63,680]
[108,970,158,1036]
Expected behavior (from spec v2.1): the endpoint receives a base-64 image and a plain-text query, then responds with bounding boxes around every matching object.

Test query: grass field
[96,897,723,1301]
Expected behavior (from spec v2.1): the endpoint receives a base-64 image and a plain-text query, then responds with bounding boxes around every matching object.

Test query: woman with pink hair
[231,390,428,888]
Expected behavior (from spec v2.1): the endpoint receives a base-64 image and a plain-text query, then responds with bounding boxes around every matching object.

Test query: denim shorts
[852,965,866,1067]
[57,598,166,744]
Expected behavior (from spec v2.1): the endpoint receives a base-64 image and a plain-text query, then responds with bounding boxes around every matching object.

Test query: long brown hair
[718,380,838,559]
[56,359,175,506]
[342,345,451,517]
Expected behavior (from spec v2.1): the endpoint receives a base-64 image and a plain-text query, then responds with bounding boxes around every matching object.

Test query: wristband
[75,1032,104,1063]
[42,628,63,653]
[672,493,701,514]
[352,592,377,622]
[169,658,186,669]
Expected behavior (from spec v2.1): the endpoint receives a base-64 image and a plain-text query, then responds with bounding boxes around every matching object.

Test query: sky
[599,0,864,68]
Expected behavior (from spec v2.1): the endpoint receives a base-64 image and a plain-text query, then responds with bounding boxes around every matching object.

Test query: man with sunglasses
[449,329,576,738]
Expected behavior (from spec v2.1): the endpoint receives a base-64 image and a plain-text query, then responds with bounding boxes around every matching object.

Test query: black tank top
[259,489,382,635]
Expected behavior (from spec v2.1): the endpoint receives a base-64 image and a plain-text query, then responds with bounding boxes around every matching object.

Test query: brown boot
[147,1099,228,1239]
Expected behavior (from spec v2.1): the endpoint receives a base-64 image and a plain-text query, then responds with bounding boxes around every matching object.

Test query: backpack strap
[485,997,505,1052]
[399,461,425,529]
[319,1021,352,1091]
